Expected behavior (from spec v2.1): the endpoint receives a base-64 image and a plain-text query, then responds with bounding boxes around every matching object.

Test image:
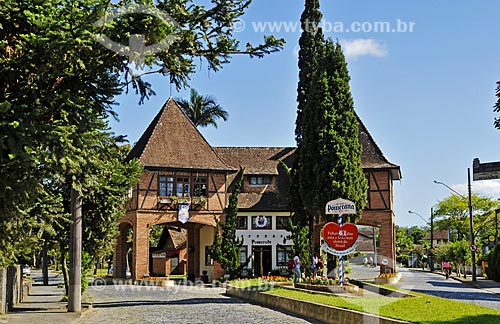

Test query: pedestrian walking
[363,256,368,267]
[293,254,301,285]
[443,260,451,279]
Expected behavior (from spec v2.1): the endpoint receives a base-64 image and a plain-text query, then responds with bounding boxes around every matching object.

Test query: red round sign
[322,222,359,251]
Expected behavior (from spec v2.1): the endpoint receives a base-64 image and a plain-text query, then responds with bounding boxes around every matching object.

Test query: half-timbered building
[113,98,401,281]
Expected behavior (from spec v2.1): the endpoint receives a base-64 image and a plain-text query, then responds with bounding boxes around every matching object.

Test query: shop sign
[325,198,356,215]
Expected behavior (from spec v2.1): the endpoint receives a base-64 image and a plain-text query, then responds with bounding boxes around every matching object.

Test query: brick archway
[114,221,133,279]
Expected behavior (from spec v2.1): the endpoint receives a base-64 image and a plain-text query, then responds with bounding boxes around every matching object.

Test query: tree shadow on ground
[425,314,500,324]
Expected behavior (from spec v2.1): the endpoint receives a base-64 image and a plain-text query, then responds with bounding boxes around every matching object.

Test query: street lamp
[434,169,476,282]
[495,209,499,247]
[408,210,434,271]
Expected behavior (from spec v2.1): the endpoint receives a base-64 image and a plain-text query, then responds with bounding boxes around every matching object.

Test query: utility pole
[68,187,82,312]
[430,207,434,271]
[468,168,476,282]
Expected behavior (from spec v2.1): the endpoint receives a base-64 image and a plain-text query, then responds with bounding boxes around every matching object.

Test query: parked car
[22,264,31,276]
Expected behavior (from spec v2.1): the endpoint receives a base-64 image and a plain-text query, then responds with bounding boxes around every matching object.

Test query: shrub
[487,244,500,282]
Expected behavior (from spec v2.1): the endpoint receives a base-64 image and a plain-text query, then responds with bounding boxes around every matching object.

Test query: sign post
[322,199,358,287]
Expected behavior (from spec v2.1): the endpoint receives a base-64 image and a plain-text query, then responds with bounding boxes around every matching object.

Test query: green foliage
[175,88,228,128]
[433,194,500,242]
[271,287,500,324]
[212,169,245,279]
[298,39,367,221]
[295,0,324,144]
[0,0,282,268]
[494,81,500,130]
[287,218,311,269]
[487,244,500,281]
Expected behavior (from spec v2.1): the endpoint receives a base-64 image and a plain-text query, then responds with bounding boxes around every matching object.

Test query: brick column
[114,224,129,279]
[359,210,397,274]
[132,220,150,280]
[187,224,201,280]
[379,215,396,273]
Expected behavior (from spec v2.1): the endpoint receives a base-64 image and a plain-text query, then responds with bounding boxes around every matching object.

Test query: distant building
[425,230,450,246]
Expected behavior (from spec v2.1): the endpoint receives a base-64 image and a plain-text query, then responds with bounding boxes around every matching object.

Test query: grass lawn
[268,287,500,324]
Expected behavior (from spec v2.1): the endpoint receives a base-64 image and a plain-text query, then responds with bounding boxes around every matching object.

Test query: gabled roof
[126,98,235,171]
[357,115,401,180]
[214,117,401,180]
[214,147,295,175]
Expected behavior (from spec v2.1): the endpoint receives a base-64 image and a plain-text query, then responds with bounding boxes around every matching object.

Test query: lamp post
[408,210,434,271]
[434,169,476,282]
[495,209,499,247]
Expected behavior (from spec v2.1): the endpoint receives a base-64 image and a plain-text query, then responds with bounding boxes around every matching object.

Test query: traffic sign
[469,244,477,252]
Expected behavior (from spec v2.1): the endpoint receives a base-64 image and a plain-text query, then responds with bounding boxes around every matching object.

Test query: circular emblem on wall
[255,216,268,228]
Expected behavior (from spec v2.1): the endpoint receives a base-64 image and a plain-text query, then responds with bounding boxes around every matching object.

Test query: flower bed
[296,277,359,294]
[374,272,401,285]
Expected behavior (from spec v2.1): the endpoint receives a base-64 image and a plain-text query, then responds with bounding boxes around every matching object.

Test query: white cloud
[340,38,388,59]
[451,180,500,198]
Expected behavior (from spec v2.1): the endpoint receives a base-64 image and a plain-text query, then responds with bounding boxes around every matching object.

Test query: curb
[226,285,410,324]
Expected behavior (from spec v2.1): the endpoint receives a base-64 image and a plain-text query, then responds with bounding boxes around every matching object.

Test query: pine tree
[212,169,245,279]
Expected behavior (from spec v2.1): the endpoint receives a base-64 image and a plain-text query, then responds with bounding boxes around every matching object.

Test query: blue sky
[109,0,500,227]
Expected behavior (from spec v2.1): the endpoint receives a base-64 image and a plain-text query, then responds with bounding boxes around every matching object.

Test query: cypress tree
[295,0,324,144]
[299,39,368,224]
[212,168,245,279]
[289,0,325,270]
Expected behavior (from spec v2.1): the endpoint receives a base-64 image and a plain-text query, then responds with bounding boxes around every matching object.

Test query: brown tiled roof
[425,230,449,241]
[168,227,187,249]
[214,147,295,175]
[215,117,400,179]
[237,192,289,211]
[357,115,401,180]
[126,98,235,171]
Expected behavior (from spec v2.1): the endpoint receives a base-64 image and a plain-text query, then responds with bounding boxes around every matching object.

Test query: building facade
[113,98,401,281]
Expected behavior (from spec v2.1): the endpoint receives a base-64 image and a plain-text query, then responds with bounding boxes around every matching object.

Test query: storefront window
[276,245,293,266]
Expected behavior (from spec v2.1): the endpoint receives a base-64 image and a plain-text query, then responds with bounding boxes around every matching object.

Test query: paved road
[350,265,500,310]
[394,268,500,310]
[77,283,321,324]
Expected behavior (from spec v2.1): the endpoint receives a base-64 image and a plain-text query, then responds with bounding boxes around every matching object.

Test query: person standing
[312,253,319,279]
[293,254,301,285]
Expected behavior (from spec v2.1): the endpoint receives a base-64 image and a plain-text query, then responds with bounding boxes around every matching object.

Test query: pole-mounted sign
[321,198,359,286]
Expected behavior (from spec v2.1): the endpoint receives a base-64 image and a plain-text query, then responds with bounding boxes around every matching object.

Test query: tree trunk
[61,252,69,296]
[42,248,49,286]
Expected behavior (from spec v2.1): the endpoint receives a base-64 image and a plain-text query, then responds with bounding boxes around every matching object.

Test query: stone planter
[295,282,359,294]
[374,272,402,285]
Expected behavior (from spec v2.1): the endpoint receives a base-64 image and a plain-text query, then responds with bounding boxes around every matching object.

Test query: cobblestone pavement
[77,283,321,324]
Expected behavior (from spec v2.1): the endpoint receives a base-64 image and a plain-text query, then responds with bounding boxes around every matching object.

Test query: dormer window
[249,175,272,186]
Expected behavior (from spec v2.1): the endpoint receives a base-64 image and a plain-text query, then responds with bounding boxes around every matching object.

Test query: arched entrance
[114,222,133,279]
